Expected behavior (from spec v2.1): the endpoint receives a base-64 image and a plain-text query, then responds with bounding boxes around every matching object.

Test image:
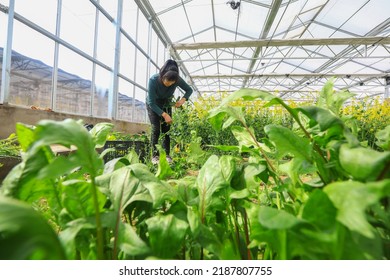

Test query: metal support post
[51,0,62,111]
[90,0,100,117]
[131,6,140,122]
[109,0,123,119]
[0,0,15,104]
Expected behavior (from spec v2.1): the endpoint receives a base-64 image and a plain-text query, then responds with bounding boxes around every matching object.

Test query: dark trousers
[147,105,172,157]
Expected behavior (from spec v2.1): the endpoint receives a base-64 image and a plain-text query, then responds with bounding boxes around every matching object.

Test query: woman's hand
[175,97,186,108]
[162,112,173,124]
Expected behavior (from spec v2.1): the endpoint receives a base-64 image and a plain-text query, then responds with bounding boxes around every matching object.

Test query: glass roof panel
[297,7,321,25]
[214,4,239,35]
[159,10,192,43]
[299,59,330,71]
[148,0,182,14]
[309,45,336,58]
[182,28,213,43]
[285,26,307,39]
[335,61,380,74]
[300,0,328,11]
[343,0,390,36]
[237,4,268,38]
[369,46,390,57]
[184,0,214,36]
[140,0,390,99]
[355,58,390,70]
[304,24,337,39]
[215,27,238,42]
[269,0,306,38]
[318,0,371,34]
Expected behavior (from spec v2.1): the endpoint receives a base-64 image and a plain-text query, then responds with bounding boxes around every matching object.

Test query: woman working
[146,59,193,164]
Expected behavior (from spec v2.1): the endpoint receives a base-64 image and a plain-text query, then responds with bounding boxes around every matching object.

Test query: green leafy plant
[1,80,389,260]
[0,134,21,158]
[107,131,148,142]
[207,80,390,259]
[0,196,66,260]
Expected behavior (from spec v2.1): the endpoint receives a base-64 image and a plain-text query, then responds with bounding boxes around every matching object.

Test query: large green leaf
[302,190,337,230]
[145,214,188,259]
[316,78,334,109]
[219,155,236,184]
[188,208,241,259]
[15,122,35,152]
[196,155,231,221]
[257,206,302,230]
[187,206,201,238]
[0,196,66,259]
[263,98,301,123]
[103,152,140,174]
[0,148,54,201]
[327,89,355,116]
[174,176,198,206]
[279,157,316,186]
[62,180,107,219]
[207,88,274,132]
[340,229,383,260]
[96,165,153,214]
[249,205,305,260]
[2,123,55,199]
[130,163,176,208]
[0,149,63,219]
[207,110,227,131]
[299,106,344,132]
[243,161,267,189]
[197,224,241,260]
[375,125,390,151]
[231,125,259,150]
[250,205,382,260]
[208,106,247,131]
[186,139,207,165]
[89,122,114,148]
[59,212,117,260]
[297,106,358,147]
[98,163,175,210]
[31,119,103,177]
[264,124,312,161]
[37,154,85,180]
[59,218,95,259]
[116,222,151,257]
[316,78,355,116]
[155,148,174,180]
[324,180,390,238]
[97,165,152,258]
[6,120,104,199]
[339,144,390,181]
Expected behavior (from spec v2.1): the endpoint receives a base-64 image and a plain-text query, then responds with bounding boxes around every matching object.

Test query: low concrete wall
[0,104,150,139]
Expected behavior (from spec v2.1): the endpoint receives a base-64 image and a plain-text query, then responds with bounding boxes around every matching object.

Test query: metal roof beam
[191,73,390,79]
[178,55,390,63]
[171,36,390,50]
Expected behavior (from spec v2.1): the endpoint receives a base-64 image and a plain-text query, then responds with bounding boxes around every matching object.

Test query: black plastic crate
[103,140,149,162]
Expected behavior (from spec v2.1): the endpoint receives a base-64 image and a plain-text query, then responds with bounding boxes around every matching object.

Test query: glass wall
[14,0,57,34]
[60,0,96,57]
[0,0,167,123]
[56,45,92,115]
[8,21,54,109]
[0,7,6,44]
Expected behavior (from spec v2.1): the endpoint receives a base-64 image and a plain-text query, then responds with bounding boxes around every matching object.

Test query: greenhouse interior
[0,0,390,261]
